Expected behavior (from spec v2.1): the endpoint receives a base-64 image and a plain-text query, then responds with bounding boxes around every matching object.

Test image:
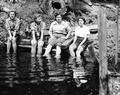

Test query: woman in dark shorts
[5,11,21,54]
[30,15,45,57]
[69,17,90,62]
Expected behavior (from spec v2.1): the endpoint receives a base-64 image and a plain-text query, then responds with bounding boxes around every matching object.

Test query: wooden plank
[98,6,108,95]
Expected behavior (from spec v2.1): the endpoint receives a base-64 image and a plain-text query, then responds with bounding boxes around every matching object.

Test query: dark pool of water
[0,49,99,95]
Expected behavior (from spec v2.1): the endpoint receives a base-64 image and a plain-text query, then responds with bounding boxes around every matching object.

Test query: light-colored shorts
[48,33,66,46]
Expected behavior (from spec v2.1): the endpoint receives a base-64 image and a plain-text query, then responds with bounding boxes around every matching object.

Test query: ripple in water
[0,51,99,95]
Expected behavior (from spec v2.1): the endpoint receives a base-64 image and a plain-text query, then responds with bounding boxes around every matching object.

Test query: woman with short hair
[5,11,21,54]
[30,15,46,57]
[69,17,90,61]
[43,14,71,58]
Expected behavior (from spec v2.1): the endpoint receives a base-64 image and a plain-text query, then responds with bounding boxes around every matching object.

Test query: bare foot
[37,54,41,58]
[76,57,82,63]
[31,54,35,57]
[54,55,61,59]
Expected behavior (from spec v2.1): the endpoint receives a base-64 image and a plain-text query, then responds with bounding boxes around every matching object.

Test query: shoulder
[5,18,10,22]
[30,22,36,29]
[51,21,57,25]
[75,26,80,30]
[62,21,70,27]
[41,21,46,26]
[50,21,57,28]
[30,22,36,26]
[15,17,20,22]
[83,25,90,30]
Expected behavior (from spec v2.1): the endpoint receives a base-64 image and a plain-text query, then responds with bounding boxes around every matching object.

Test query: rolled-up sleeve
[41,22,46,30]
[5,19,10,31]
[66,25,71,32]
[30,22,37,31]
[49,22,54,33]
[15,18,20,31]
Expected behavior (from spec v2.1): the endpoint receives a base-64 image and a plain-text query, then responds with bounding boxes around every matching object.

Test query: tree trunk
[98,6,108,95]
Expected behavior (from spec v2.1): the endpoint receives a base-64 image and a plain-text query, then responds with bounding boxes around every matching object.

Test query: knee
[31,40,37,47]
[56,46,61,49]
[38,40,44,47]
[76,46,83,53]
[69,44,75,51]
[48,38,56,46]
[8,37,12,41]
[56,43,62,46]
[12,37,16,44]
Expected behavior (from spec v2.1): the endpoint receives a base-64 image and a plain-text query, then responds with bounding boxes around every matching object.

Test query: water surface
[0,49,99,95]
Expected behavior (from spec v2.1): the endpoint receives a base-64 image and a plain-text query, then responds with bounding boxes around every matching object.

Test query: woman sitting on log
[69,17,90,62]
[43,14,71,58]
[30,15,46,57]
[5,11,21,54]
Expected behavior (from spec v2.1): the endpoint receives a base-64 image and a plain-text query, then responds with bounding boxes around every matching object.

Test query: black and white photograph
[0,0,120,95]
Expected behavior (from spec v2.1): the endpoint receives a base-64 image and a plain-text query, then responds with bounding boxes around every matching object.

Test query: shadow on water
[0,50,99,95]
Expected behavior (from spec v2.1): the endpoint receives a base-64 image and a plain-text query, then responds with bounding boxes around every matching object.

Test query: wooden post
[98,6,108,95]
[115,6,119,65]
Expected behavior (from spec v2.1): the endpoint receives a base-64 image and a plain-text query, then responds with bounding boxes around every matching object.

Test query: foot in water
[31,54,36,57]
[36,54,42,58]
[76,57,83,64]
[54,54,61,59]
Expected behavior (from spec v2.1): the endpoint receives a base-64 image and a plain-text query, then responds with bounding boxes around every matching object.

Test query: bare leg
[55,46,61,58]
[31,39,37,57]
[76,45,83,62]
[7,37,12,54]
[37,40,44,57]
[12,37,17,54]
[43,44,52,56]
[69,44,76,57]
[31,30,37,57]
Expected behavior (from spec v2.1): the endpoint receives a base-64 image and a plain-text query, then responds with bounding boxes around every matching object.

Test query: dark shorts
[75,37,88,49]
[7,31,20,41]
[48,33,66,46]
[30,31,41,40]
[7,31,20,44]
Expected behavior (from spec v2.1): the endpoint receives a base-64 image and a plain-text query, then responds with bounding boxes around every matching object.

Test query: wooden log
[98,6,108,95]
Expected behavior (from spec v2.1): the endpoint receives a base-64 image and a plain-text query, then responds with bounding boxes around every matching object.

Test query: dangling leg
[43,37,55,56]
[31,30,37,57]
[37,40,44,57]
[43,44,52,56]
[55,45,61,58]
[31,39,37,57]
[76,45,83,62]
[12,36,17,54]
[7,37,12,54]
[69,44,76,57]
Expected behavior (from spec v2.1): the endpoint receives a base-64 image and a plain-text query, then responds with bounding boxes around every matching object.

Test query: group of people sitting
[5,10,91,61]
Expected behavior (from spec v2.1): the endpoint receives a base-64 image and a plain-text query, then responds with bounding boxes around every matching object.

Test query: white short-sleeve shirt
[75,25,90,38]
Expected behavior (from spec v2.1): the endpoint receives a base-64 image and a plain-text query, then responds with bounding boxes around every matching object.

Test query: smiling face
[9,11,15,20]
[56,15,62,23]
[78,18,84,27]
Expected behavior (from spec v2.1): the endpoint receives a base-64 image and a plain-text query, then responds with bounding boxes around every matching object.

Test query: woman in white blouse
[69,17,90,61]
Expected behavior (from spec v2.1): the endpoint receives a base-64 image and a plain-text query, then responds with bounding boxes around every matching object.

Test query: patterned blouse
[5,17,20,31]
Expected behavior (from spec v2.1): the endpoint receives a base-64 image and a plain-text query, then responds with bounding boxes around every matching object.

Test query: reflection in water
[0,51,99,95]
[5,53,17,87]
[68,56,87,87]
